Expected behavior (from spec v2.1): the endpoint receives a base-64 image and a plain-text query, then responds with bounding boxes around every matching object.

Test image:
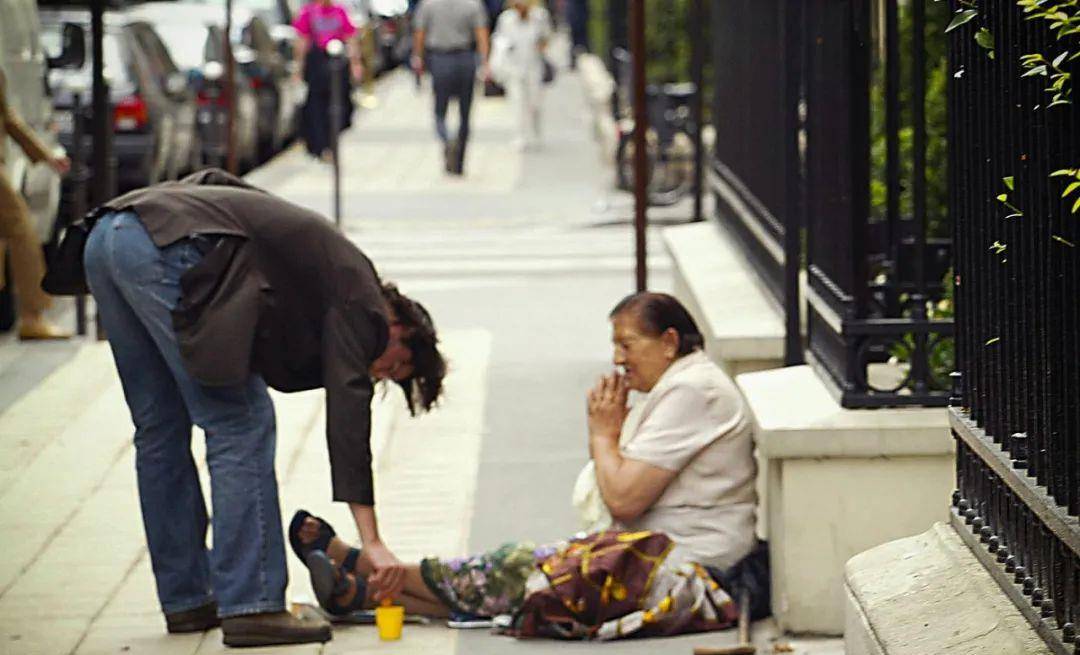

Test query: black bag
[542,57,555,84]
[706,539,772,621]
[483,79,505,97]
[41,216,94,296]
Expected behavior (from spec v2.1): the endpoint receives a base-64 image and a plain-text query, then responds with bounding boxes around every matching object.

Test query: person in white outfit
[492,0,551,149]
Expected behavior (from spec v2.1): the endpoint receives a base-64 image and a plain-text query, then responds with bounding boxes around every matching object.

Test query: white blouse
[574,350,758,570]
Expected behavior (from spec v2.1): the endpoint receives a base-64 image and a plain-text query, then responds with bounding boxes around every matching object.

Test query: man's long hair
[381,283,446,415]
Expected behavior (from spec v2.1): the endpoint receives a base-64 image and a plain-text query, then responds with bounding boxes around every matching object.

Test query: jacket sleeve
[179,167,264,191]
[321,302,388,505]
[1,70,52,164]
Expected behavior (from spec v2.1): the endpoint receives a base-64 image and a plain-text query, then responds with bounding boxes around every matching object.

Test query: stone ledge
[737,365,952,459]
[845,522,1053,655]
[664,222,785,374]
[736,364,954,635]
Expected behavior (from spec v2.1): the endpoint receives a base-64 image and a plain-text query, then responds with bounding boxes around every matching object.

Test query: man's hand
[48,155,71,176]
[587,373,629,444]
[349,59,364,83]
[410,54,424,76]
[363,541,405,602]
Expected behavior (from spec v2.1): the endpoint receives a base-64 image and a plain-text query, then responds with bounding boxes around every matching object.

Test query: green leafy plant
[889,269,956,390]
[996,176,1024,218]
[1051,167,1080,213]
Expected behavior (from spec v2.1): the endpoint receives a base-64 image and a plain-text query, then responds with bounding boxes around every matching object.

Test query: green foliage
[586,0,705,83]
[889,269,956,389]
[869,0,950,238]
[1051,168,1080,213]
[1017,0,1079,106]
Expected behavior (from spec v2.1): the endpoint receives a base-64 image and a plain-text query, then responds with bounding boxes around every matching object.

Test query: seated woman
[289,292,766,638]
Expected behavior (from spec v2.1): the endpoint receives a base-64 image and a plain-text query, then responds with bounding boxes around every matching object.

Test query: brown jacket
[95,169,390,505]
[0,68,52,167]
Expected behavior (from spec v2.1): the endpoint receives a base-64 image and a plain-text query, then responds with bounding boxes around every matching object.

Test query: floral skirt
[418,532,738,640]
[419,542,551,617]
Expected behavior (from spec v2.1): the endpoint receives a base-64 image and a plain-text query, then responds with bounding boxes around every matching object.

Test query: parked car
[185,0,304,139]
[41,9,200,191]
[0,0,82,331]
[123,4,263,168]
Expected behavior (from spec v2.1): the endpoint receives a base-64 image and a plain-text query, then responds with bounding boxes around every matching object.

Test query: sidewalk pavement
[0,42,842,654]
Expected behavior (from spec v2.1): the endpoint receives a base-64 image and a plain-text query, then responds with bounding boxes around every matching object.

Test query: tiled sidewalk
[0,329,488,654]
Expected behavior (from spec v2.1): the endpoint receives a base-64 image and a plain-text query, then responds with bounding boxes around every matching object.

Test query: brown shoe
[221,610,331,648]
[165,602,221,633]
[18,318,71,340]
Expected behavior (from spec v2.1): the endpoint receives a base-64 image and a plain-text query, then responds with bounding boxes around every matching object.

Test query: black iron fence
[709,0,802,366]
[947,0,1079,651]
[803,0,954,407]
[707,0,954,407]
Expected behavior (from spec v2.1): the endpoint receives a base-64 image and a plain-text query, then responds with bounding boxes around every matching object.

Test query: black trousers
[301,47,354,157]
[427,50,477,172]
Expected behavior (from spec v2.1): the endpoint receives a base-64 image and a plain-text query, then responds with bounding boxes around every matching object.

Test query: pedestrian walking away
[491,0,552,150]
[79,169,447,647]
[292,0,364,159]
[0,68,71,340]
[412,0,491,175]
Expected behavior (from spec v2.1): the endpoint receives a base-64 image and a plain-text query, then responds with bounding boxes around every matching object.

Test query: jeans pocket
[160,240,204,285]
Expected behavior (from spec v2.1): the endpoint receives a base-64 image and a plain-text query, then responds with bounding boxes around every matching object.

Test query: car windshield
[152,24,210,71]
[42,26,132,90]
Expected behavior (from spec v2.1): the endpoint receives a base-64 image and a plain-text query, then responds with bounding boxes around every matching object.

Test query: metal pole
[910,0,929,394]
[90,0,112,341]
[327,39,344,228]
[71,91,87,336]
[782,0,803,366]
[884,0,900,286]
[630,0,647,292]
[224,0,238,174]
[90,0,110,205]
[689,0,705,222]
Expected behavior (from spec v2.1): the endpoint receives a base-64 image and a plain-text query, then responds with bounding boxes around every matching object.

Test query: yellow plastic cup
[375,599,404,641]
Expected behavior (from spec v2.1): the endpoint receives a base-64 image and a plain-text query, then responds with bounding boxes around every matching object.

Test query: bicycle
[611,48,698,207]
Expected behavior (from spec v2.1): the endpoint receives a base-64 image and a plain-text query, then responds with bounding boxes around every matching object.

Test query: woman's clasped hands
[587,372,629,443]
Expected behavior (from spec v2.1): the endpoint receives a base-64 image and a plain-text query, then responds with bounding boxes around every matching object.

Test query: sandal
[288,510,337,564]
[306,549,368,616]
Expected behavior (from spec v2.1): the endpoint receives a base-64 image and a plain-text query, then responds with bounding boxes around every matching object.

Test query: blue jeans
[84,210,286,617]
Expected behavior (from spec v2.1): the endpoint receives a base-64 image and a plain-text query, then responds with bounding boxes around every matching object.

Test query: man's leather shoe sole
[221,611,331,647]
[165,602,220,633]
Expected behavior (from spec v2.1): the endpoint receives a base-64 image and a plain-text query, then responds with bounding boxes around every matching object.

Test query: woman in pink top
[292,0,363,158]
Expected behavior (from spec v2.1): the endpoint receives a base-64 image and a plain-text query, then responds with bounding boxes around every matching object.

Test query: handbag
[41,215,94,296]
[542,56,555,84]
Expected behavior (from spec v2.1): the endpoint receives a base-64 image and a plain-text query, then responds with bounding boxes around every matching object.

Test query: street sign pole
[630,0,647,292]
[690,0,705,222]
[90,0,113,341]
[224,0,237,173]
[327,39,344,229]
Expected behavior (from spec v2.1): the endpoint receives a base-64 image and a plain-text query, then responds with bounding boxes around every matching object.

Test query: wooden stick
[692,589,755,655]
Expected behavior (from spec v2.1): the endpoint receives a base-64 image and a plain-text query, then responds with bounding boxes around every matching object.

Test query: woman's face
[610,311,678,392]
